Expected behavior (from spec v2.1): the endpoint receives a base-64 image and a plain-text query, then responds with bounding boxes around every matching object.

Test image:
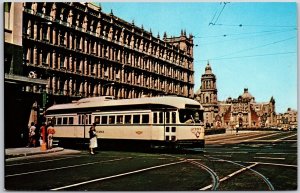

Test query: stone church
[194,63,276,129]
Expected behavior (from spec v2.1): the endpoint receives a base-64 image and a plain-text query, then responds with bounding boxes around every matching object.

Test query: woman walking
[89,123,98,154]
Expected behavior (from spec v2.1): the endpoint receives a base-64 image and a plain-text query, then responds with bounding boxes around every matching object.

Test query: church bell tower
[195,62,218,127]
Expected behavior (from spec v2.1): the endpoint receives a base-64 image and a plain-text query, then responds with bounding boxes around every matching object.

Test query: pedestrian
[35,123,41,147]
[236,124,239,135]
[89,123,97,155]
[27,122,36,147]
[47,123,56,149]
[40,123,46,146]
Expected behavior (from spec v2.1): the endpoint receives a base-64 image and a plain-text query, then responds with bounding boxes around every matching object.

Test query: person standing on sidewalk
[89,123,97,155]
[27,122,36,147]
[47,123,56,149]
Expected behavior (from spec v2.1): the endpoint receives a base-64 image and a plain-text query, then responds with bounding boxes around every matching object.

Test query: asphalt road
[5,130,297,191]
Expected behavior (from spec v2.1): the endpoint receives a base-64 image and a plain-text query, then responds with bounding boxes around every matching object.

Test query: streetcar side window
[63,117,68,125]
[52,117,56,125]
[102,116,108,124]
[159,112,163,123]
[94,116,100,124]
[88,115,91,125]
[116,115,123,124]
[172,112,176,123]
[109,116,115,124]
[133,115,140,124]
[166,112,170,123]
[57,117,62,125]
[142,114,149,124]
[125,115,131,124]
[78,115,81,124]
[153,112,157,124]
[69,117,74,125]
[85,115,88,124]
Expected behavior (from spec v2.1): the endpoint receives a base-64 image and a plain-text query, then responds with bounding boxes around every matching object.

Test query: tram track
[50,153,220,191]
[51,160,187,190]
[204,155,275,190]
[162,154,220,190]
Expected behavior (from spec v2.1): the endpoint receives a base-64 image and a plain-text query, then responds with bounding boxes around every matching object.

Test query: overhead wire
[194,28,296,39]
[198,29,296,46]
[212,23,297,28]
[209,2,229,26]
[211,36,296,60]
[197,51,296,62]
[213,2,229,25]
[208,4,220,26]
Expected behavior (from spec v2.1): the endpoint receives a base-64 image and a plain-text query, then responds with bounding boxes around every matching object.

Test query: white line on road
[242,132,282,142]
[5,155,86,167]
[51,160,186,190]
[256,152,296,155]
[245,161,297,168]
[273,134,297,142]
[254,157,285,160]
[5,158,128,178]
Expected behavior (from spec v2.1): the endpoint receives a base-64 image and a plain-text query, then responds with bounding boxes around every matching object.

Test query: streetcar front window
[179,109,202,123]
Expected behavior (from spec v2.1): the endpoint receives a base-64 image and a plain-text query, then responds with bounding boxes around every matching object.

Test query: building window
[4,2,11,30]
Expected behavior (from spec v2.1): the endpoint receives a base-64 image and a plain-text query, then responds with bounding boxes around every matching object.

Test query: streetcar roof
[46,96,203,113]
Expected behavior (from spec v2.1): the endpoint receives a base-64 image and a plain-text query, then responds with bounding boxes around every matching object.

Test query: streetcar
[45,96,205,148]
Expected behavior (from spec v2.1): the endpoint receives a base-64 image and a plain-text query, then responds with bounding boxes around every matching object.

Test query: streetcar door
[164,111,177,142]
[77,114,91,139]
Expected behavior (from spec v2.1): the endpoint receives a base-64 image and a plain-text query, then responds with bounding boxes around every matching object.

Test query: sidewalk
[205,129,261,139]
[5,146,64,159]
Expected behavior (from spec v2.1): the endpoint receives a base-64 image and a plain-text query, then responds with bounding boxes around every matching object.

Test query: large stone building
[4,2,196,147]
[195,63,277,129]
[217,89,276,128]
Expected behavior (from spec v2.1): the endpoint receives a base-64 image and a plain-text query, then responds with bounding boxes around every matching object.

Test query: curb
[5,148,64,160]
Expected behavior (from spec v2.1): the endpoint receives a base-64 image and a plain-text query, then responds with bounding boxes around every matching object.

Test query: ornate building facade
[218,89,276,128]
[195,63,277,129]
[22,2,195,103]
[5,2,196,147]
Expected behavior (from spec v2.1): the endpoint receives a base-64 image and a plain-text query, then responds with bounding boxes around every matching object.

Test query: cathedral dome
[241,88,254,100]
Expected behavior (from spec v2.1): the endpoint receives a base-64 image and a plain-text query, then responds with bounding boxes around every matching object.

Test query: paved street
[5,130,297,191]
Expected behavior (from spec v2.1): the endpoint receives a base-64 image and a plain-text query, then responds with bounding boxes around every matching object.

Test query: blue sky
[100,2,297,113]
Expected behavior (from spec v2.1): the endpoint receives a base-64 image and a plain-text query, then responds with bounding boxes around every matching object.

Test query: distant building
[217,89,276,128]
[4,2,195,147]
[195,63,277,129]
[277,108,298,129]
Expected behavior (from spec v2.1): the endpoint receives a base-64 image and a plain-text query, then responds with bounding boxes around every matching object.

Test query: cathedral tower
[195,62,218,127]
